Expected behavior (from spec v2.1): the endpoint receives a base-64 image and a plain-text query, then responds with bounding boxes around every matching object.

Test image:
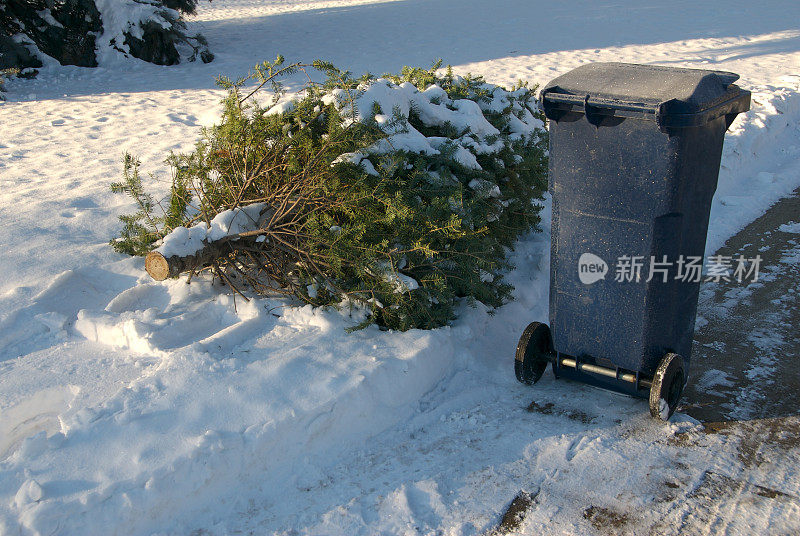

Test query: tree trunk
[146,236,250,281]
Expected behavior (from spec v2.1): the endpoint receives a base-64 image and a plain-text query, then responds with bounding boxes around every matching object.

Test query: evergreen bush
[111,57,548,331]
[0,0,212,70]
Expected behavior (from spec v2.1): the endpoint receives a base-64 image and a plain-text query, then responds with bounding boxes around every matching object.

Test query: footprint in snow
[0,385,79,460]
[167,112,198,126]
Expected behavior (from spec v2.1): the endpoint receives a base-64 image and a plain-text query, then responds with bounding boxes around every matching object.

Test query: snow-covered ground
[1,1,800,534]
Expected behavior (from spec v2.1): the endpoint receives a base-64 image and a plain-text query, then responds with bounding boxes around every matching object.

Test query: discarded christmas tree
[111,57,548,330]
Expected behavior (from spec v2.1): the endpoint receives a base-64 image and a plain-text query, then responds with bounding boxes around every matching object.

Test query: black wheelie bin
[514,63,751,420]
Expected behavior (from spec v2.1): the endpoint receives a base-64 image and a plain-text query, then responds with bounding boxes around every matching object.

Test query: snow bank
[1,266,465,535]
[707,74,800,256]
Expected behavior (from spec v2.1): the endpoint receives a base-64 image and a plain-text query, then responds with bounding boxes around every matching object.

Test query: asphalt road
[685,186,800,423]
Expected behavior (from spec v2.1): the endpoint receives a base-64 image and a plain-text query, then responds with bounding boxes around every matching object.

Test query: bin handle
[542,92,660,114]
[541,91,660,120]
[584,95,606,126]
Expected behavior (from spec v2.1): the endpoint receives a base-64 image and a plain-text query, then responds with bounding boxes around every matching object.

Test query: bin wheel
[649,352,685,421]
[515,322,553,385]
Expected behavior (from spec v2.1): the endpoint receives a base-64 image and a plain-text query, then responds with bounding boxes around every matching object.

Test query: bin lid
[540,62,751,130]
